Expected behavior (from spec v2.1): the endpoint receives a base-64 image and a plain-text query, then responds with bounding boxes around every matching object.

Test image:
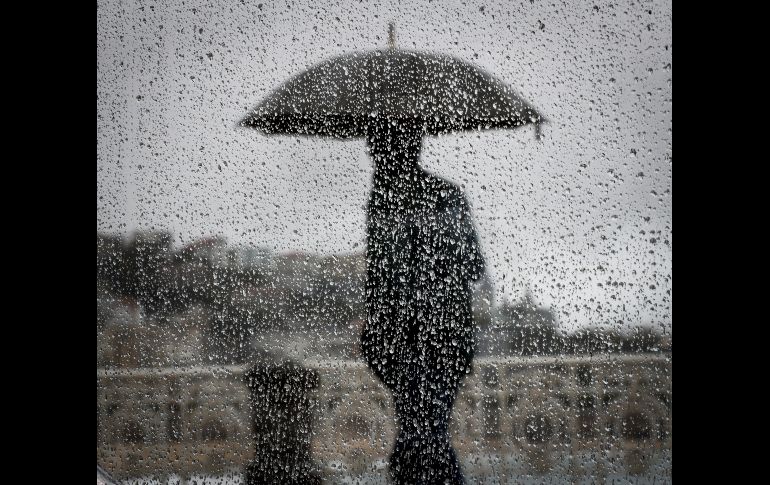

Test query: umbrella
[239,24,545,140]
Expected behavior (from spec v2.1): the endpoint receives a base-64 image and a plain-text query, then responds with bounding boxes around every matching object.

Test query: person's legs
[389,362,465,484]
[426,366,464,485]
[390,364,422,484]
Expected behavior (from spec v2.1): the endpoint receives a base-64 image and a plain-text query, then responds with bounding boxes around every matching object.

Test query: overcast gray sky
[97,0,671,332]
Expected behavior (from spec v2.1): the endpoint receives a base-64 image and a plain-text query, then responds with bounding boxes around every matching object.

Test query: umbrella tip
[388,22,396,50]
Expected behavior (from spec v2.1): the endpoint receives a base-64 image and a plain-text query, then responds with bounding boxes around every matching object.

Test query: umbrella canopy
[239,44,545,139]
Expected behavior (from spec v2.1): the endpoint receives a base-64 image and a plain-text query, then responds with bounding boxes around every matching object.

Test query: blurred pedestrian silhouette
[361,121,485,484]
[244,361,321,485]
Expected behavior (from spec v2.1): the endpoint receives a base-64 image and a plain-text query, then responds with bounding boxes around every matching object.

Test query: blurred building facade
[97,354,671,481]
[97,232,671,481]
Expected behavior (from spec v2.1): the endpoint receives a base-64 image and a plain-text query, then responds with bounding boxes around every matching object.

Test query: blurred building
[97,232,671,481]
[97,354,671,481]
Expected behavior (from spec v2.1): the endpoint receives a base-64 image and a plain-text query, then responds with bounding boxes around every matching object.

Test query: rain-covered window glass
[98,1,671,483]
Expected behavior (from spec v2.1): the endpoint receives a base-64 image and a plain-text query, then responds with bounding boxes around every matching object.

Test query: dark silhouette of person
[360,121,485,484]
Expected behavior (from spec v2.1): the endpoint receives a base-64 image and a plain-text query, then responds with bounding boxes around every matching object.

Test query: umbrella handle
[535,121,543,141]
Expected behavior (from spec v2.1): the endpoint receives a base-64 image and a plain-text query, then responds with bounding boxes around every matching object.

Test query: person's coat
[361,169,485,388]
